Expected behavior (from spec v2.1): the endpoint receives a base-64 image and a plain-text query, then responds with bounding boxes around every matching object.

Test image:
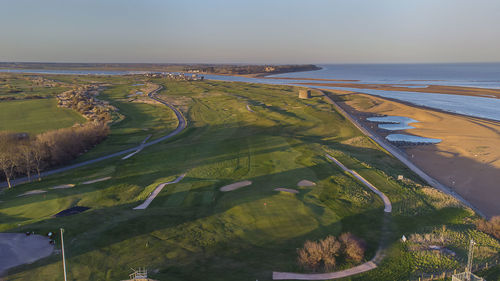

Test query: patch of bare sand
[274,188,299,194]
[338,92,500,217]
[17,190,47,197]
[50,184,75,190]
[82,176,111,185]
[297,180,316,187]
[220,181,252,192]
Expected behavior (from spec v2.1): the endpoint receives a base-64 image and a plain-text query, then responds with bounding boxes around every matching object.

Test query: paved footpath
[133,174,186,210]
[326,154,391,213]
[273,154,392,280]
[0,86,187,188]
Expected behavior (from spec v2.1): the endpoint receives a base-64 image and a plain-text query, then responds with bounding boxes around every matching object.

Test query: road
[320,90,485,218]
[272,154,391,280]
[0,85,187,188]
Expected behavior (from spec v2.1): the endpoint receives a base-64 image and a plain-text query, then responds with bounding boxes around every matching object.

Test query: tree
[31,140,49,181]
[18,141,35,182]
[0,135,19,188]
[297,235,341,272]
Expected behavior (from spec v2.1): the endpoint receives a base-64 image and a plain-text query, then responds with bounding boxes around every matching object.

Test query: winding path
[272,154,392,280]
[325,154,391,213]
[0,86,187,188]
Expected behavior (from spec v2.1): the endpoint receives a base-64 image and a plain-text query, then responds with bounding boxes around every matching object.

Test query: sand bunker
[297,180,316,187]
[274,188,299,194]
[220,180,252,192]
[17,190,47,197]
[82,176,112,185]
[50,184,75,190]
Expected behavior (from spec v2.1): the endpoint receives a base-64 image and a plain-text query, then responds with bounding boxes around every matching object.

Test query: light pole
[60,228,67,281]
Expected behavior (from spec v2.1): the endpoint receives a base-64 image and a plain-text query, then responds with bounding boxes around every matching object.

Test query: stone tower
[299,89,311,99]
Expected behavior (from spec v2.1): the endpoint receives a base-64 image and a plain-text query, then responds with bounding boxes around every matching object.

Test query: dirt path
[0,233,54,276]
[272,154,392,280]
[1,86,187,189]
[133,174,186,210]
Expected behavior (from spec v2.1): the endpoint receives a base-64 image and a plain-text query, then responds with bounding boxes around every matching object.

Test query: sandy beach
[328,90,500,217]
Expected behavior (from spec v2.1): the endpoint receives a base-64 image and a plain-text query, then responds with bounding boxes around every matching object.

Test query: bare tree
[339,232,366,262]
[32,140,49,181]
[18,141,35,182]
[0,135,18,188]
[298,235,341,272]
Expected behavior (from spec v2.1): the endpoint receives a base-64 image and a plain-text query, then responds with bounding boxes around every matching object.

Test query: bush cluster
[297,233,366,272]
[476,216,500,240]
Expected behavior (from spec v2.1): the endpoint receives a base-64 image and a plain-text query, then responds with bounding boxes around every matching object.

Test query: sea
[2,63,500,121]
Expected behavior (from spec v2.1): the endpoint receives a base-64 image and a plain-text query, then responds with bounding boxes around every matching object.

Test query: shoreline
[325,88,500,218]
[293,81,500,99]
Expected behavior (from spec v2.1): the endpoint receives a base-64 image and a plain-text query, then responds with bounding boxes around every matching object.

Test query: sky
[1,0,500,64]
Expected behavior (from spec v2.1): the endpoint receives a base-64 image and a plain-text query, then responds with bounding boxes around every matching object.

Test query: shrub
[297,233,366,272]
[476,216,500,240]
[298,235,341,272]
[339,232,367,262]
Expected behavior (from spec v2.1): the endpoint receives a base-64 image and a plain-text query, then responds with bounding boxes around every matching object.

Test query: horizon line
[1,61,500,66]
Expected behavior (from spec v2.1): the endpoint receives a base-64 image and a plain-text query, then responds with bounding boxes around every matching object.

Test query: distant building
[299,89,311,99]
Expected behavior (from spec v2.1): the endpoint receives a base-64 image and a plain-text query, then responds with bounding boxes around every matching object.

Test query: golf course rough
[0,78,484,281]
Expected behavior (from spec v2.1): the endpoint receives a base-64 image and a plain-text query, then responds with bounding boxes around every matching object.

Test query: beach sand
[330,91,500,217]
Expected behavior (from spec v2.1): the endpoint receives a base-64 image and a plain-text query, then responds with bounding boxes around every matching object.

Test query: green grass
[0,98,86,134]
[0,78,496,281]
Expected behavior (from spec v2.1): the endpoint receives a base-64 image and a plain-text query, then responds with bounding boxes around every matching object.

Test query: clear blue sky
[1,0,499,63]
